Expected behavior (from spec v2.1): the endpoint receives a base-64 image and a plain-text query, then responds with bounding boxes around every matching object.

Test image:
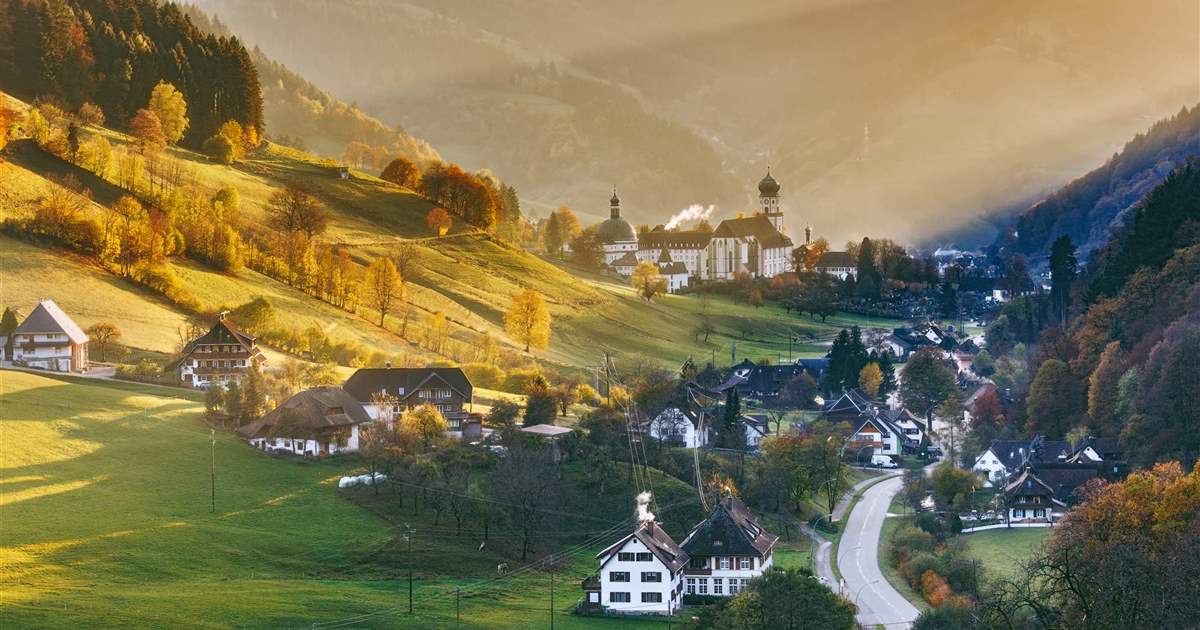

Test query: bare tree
[489,445,560,560]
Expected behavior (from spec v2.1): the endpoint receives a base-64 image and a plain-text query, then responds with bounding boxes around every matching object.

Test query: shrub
[462,362,504,389]
[203,134,236,165]
[899,552,941,590]
[500,367,540,394]
[920,569,954,607]
[890,526,937,563]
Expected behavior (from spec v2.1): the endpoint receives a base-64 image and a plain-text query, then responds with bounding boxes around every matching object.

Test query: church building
[595,171,795,283]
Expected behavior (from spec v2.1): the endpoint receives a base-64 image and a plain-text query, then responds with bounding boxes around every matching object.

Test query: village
[0,221,1126,625]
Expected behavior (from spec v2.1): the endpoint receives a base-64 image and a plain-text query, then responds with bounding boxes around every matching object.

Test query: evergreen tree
[1049,235,1078,326]
[855,237,882,299]
[0,307,19,337]
[878,350,897,397]
[826,329,851,393]
[240,368,267,424]
[716,388,747,450]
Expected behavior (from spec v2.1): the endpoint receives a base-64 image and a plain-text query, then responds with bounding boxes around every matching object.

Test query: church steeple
[757,169,784,233]
[610,187,621,219]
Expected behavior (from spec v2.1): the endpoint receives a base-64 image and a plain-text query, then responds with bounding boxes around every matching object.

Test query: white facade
[648,409,703,448]
[10,333,77,371]
[972,447,1016,488]
[683,554,773,598]
[598,535,682,614]
[247,424,362,456]
[817,264,856,280]
[604,241,639,266]
[850,418,901,456]
[179,356,254,388]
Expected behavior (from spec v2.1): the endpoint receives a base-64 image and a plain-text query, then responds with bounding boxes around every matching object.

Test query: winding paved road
[838,473,920,628]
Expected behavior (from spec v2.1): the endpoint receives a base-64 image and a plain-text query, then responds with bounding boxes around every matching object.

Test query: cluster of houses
[595,173,858,292]
[0,299,90,372]
[583,493,778,615]
[972,434,1126,523]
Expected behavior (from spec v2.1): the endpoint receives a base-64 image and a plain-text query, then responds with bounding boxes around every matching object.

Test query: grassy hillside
[0,370,692,628]
[962,528,1052,581]
[1,90,893,381]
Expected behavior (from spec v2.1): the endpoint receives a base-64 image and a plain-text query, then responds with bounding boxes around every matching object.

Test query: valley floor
[0,370,682,628]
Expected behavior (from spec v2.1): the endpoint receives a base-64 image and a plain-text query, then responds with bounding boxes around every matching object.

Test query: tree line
[0,0,263,147]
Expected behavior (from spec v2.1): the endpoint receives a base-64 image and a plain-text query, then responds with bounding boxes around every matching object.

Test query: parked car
[871,454,899,468]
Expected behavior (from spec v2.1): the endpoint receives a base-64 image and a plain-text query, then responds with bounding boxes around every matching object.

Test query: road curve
[837,474,920,628]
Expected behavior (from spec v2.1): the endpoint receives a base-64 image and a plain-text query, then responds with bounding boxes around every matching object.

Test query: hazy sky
[200,0,1200,246]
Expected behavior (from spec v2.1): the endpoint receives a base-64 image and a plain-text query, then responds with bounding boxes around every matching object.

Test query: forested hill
[0,0,262,147]
[1006,104,1200,259]
[180,5,442,167]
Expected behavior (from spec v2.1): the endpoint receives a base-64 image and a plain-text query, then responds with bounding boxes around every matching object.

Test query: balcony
[192,366,249,375]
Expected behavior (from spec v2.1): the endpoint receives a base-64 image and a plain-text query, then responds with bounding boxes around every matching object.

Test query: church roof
[712,215,792,248]
[611,251,640,267]
[597,217,636,243]
[638,229,712,250]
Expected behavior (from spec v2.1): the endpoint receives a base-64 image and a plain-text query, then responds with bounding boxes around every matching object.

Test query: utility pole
[407,569,413,614]
[455,586,460,628]
[550,562,555,630]
[210,428,216,513]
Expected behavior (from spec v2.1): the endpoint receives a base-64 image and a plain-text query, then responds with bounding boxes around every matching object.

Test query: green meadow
[0,370,703,628]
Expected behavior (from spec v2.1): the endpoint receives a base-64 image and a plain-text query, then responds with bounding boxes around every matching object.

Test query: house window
[1034,509,1044,518]
[641,592,662,603]
[609,572,630,582]
[617,552,634,562]
[713,578,723,595]
[739,557,751,570]
[609,592,630,603]
[641,572,661,583]
[729,580,740,595]
[686,578,696,594]
[635,552,653,562]
[698,579,709,595]
[719,557,730,570]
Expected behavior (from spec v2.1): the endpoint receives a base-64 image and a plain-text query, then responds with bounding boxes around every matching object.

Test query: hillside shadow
[6,139,126,206]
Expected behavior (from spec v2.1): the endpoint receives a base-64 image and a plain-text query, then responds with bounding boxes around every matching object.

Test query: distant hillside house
[9,299,88,372]
[177,316,265,388]
[707,212,793,280]
[343,367,475,433]
[680,494,778,598]
[238,387,372,456]
[724,358,811,400]
[656,251,691,293]
[591,519,688,615]
[816,251,856,280]
[647,407,771,450]
[972,436,1072,487]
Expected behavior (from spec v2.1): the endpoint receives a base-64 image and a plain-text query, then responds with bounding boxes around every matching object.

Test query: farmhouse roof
[238,387,371,440]
[343,367,473,404]
[598,520,689,572]
[180,316,261,356]
[13,299,88,344]
[680,494,778,559]
[519,424,573,438]
[712,215,792,249]
[817,251,855,268]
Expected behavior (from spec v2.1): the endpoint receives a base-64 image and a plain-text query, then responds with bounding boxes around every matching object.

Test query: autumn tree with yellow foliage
[505,289,550,352]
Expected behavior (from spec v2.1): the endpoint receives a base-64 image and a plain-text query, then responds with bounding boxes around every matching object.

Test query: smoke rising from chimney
[635,491,655,523]
[664,204,715,230]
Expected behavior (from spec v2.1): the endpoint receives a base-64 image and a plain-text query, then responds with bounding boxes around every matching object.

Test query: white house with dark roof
[9,299,88,372]
[647,407,771,450]
[816,251,856,280]
[343,367,477,435]
[176,315,265,388]
[679,494,778,598]
[238,387,372,456]
[592,519,688,614]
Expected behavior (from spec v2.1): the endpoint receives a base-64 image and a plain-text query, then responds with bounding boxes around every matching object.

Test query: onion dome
[757,170,781,196]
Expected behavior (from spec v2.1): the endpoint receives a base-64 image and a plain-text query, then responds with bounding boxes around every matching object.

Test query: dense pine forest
[971,162,1200,469]
[0,0,262,146]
